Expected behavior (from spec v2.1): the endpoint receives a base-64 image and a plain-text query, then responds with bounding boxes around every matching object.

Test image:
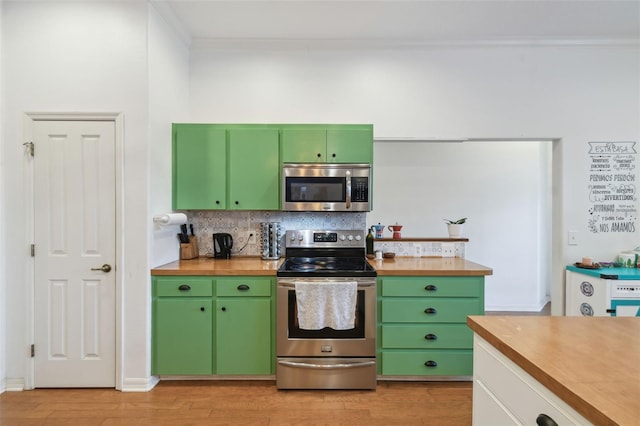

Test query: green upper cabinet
[281,128,328,163]
[326,128,373,163]
[281,125,373,164]
[172,124,226,210]
[228,128,280,210]
[172,123,372,210]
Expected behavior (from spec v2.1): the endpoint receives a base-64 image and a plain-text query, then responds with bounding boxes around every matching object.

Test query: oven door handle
[278,360,376,370]
[278,282,376,289]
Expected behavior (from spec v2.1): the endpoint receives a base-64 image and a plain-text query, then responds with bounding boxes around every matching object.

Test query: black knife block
[180,236,199,260]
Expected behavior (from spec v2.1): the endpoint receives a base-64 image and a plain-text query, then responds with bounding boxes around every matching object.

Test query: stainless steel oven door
[276,277,377,357]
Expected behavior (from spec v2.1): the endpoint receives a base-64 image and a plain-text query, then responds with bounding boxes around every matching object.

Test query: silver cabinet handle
[278,360,375,370]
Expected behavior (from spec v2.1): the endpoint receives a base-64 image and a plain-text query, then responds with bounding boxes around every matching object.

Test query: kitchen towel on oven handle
[294,281,357,330]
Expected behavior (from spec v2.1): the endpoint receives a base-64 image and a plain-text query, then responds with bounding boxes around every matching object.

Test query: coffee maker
[213,233,233,259]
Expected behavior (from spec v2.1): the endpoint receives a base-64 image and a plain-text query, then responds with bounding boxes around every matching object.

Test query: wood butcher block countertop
[151,256,492,276]
[467,316,640,426]
[151,257,284,276]
[370,257,492,276]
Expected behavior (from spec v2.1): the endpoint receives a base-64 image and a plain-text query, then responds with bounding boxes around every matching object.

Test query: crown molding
[149,0,192,47]
[190,36,640,52]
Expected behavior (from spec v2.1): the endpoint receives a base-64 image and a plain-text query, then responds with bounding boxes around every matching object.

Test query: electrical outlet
[441,243,454,257]
[568,231,578,246]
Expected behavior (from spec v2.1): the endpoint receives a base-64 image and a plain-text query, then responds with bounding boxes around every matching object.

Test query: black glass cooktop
[277,256,377,277]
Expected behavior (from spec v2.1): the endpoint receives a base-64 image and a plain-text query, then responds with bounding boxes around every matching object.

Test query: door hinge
[31,244,35,257]
[23,141,34,157]
[31,344,35,357]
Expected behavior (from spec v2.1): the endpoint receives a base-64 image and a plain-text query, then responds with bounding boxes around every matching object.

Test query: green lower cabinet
[381,350,473,376]
[152,275,275,377]
[381,299,483,323]
[378,275,485,379]
[216,298,272,375]
[381,324,473,349]
[154,298,214,375]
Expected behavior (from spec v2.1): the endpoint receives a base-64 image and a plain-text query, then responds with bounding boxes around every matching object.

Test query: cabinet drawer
[381,350,473,376]
[382,299,483,323]
[155,278,213,297]
[381,276,483,297]
[382,324,473,349]
[474,337,590,425]
[216,277,272,297]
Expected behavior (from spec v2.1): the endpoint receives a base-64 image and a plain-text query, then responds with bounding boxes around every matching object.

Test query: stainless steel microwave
[282,163,371,212]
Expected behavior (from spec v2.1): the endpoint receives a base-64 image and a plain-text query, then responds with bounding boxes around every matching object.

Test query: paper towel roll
[153,213,187,226]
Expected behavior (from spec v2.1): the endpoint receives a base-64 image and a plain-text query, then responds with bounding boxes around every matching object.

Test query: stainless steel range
[276,229,377,390]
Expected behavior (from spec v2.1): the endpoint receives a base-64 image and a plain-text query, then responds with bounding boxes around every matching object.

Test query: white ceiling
[153,0,640,45]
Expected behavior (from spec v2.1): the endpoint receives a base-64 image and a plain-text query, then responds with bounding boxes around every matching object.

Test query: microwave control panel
[351,177,369,202]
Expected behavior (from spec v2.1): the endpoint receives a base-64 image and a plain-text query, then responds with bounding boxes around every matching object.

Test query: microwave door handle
[345,170,352,209]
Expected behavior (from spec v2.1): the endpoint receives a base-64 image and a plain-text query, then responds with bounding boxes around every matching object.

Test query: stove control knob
[347,235,354,241]
[354,235,362,241]
[298,234,304,241]
[290,234,296,241]
[339,235,346,241]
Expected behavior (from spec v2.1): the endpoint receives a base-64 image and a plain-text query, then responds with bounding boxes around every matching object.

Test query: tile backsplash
[185,211,465,259]
[372,240,465,258]
[189,211,366,257]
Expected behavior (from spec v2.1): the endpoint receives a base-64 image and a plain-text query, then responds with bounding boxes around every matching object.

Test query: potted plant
[444,218,466,237]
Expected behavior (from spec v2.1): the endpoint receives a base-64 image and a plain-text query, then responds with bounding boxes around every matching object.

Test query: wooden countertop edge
[151,269,492,277]
[375,270,492,276]
[466,316,611,426]
[150,257,493,277]
[151,270,277,276]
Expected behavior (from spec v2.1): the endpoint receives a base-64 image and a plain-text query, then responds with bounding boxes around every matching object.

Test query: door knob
[91,264,112,273]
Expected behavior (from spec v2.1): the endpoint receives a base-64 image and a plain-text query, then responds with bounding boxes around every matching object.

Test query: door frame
[22,112,124,390]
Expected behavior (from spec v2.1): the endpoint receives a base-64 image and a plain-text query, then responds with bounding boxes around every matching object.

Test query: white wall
[189,42,640,313]
[0,0,6,393]
[2,1,151,389]
[148,6,190,268]
[372,140,551,310]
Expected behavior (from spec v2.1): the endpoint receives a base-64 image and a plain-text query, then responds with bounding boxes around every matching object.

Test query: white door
[33,120,116,387]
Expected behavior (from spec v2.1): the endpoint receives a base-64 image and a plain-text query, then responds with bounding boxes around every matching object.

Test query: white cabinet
[472,335,591,426]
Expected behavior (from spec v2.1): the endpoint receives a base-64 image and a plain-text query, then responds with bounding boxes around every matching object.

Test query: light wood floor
[0,380,472,426]
[1,308,551,425]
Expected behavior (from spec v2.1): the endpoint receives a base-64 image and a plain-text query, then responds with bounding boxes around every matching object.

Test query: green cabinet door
[326,128,373,163]
[228,128,280,210]
[154,298,213,375]
[216,298,272,375]
[172,124,226,210]
[281,129,327,163]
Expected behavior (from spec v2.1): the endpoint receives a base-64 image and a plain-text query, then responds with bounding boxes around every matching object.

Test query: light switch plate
[568,231,578,245]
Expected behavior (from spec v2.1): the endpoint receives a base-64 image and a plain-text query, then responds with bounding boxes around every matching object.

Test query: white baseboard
[5,378,25,392]
[121,376,159,392]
